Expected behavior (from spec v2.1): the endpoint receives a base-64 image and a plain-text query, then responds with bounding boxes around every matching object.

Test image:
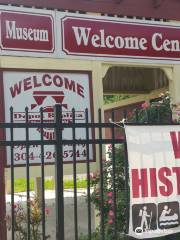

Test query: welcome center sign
[125,126,180,239]
[2,5,180,63]
[3,71,93,165]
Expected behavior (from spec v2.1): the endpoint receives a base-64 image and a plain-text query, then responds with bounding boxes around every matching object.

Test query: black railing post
[10,107,15,240]
[54,104,64,240]
[98,109,105,240]
[25,107,31,240]
[40,108,46,239]
[72,108,78,240]
[85,108,92,240]
[111,110,118,239]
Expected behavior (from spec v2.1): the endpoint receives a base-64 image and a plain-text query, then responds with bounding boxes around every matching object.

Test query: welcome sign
[3,71,93,165]
[60,15,180,62]
[125,126,180,239]
[1,6,180,63]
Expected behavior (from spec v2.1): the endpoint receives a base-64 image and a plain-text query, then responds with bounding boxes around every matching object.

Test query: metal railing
[0,105,127,240]
[0,104,177,240]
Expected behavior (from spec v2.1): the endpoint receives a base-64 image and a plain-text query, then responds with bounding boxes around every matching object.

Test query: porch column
[169,65,180,121]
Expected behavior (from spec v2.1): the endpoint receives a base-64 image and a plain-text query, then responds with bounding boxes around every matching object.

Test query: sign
[1,10,54,53]
[125,126,180,239]
[1,6,180,63]
[61,15,180,61]
[3,71,94,165]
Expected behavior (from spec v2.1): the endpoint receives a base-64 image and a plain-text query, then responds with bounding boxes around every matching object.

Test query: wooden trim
[103,87,168,111]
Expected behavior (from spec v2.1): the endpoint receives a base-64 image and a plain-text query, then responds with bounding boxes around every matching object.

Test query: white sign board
[3,71,94,165]
[125,125,180,239]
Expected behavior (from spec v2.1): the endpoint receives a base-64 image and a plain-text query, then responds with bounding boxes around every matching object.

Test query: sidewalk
[6,189,95,240]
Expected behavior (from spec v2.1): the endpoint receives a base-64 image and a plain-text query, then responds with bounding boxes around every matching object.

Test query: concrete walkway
[6,189,95,240]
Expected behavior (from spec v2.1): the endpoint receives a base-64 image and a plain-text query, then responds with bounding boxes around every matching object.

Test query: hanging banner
[125,125,180,239]
[3,71,94,166]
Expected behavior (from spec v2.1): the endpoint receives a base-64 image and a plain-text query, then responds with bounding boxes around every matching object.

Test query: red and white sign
[61,15,180,61]
[1,11,54,52]
[125,126,180,239]
[2,6,180,63]
[3,71,94,165]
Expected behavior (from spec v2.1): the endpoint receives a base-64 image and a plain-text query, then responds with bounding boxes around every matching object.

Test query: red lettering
[9,74,86,98]
[10,81,22,98]
[131,169,148,198]
[33,76,41,88]
[42,74,52,86]
[172,167,180,194]
[48,112,54,119]
[64,77,75,92]
[53,75,63,87]
[170,131,180,159]
[77,83,84,98]
[23,77,32,91]
[158,167,173,196]
[150,168,157,197]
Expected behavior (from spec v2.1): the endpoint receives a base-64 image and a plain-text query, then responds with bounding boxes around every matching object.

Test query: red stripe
[33,91,64,95]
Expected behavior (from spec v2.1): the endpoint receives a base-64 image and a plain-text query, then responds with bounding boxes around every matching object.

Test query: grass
[13,178,87,193]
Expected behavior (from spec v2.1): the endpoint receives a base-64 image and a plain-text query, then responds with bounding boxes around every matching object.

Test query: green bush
[129,92,172,124]
[80,92,176,240]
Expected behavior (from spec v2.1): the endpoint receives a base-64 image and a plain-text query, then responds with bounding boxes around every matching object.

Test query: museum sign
[1,6,180,62]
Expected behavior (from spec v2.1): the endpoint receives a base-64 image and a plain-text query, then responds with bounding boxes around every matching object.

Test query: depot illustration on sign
[3,71,93,165]
[125,126,180,239]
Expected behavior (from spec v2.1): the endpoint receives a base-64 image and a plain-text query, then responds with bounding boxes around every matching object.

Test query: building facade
[1,0,180,239]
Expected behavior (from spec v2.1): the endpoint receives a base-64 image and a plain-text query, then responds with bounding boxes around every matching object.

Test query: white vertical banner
[3,71,94,165]
[125,125,180,239]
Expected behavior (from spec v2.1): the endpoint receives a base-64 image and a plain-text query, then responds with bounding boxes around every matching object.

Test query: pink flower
[108,210,114,217]
[91,172,97,179]
[89,174,93,179]
[108,219,113,225]
[108,144,112,151]
[14,204,17,209]
[141,101,150,109]
[108,199,113,205]
[172,119,177,123]
[107,192,113,198]
[90,171,99,180]
[45,208,50,215]
[128,110,134,118]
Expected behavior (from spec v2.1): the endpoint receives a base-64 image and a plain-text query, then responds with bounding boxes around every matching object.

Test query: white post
[169,66,180,121]
[34,177,42,201]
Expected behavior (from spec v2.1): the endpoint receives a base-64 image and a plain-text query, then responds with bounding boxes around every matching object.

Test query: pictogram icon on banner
[132,203,157,235]
[158,202,180,229]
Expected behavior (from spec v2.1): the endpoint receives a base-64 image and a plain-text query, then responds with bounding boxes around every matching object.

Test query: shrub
[80,92,174,240]
[6,196,50,240]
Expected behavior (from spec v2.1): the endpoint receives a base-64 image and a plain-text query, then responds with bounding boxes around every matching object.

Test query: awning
[103,66,169,94]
